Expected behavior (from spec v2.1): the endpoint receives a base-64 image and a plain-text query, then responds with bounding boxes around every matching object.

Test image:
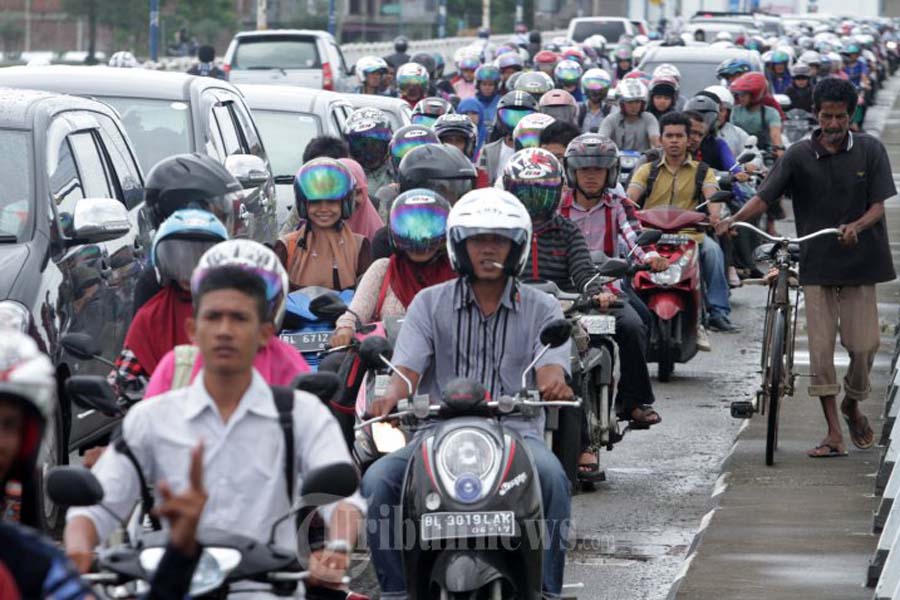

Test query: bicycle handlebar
[732,222,842,244]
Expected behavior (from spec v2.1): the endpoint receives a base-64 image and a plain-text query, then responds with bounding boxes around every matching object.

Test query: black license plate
[280,331,332,352]
[420,511,516,541]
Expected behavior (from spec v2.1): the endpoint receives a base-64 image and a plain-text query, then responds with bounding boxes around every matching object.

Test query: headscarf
[458,97,488,160]
[386,252,456,310]
[125,285,194,375]
[339,158,384,241]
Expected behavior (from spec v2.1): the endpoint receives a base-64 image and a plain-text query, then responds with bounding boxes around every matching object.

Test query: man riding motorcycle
[598,79,660,153]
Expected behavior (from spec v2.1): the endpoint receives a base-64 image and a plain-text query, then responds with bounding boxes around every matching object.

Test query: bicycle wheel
[765,308,787,466]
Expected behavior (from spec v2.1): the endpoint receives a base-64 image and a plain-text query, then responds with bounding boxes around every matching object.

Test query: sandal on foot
[843,413,875,450]
[620,405,662,430]
[807,443,848,458]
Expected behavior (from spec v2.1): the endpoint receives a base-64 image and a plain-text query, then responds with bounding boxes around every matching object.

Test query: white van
[566,17,637,44]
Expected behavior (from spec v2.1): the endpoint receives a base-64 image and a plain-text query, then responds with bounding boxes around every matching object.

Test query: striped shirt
[526,215,614,295]
[392,277,571,440]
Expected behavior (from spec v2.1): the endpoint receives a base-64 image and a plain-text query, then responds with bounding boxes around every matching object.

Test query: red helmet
[534,50,559,66]
[730,72,768,104]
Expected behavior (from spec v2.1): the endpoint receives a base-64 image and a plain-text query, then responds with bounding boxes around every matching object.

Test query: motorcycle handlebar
[732,222,842,244]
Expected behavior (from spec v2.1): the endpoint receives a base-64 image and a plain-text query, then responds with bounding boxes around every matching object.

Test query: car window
[69,132,113,199]
[0,130,32,240]
[228,98,263,156]
[252,110,321,177]
[95,114,143,210]
[99,97,192,174]
[233,36,321,70]
[572,20,626,43]
[331,41,350,75]
[211,103,242,156]
[640,60,729,97]
[48,137,85,238]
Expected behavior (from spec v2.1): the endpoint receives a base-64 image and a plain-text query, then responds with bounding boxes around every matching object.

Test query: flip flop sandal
[619,405,662,430]
[808,443,849,458]
[577,460,606,491]
[843,413,875,450]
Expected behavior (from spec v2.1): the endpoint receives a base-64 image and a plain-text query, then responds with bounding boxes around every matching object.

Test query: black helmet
[144,152,240,233]
[394,36,408,53]
[390,124,440,170]
[434,113,479,160]
[411,52,437,79]
[398,144,477,204]
[502,148,564,221]
[411,96,454,127]
[343,107,393,171]
[563,133,620,195]
[495,90,538,135]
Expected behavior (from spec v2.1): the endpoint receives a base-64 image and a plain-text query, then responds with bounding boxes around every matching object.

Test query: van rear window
[572,21,626,43]
[234,36,321,70]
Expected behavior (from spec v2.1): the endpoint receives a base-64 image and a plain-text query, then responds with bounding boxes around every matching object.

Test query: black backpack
[637,156,710,210]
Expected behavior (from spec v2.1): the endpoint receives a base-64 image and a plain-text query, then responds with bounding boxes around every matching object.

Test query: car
[631,19,651,36]
[0,66,278,243]
[0,88,148,531]
[237,84,355,225]
[342,93,412,133]
[567,17,638,44]
[638,46,764,97]
[685,21,754,43]
[223,29,355,93]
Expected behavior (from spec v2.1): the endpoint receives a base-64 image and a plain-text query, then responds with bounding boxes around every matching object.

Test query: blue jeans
[361,436,571,599]
[700,234,730,320]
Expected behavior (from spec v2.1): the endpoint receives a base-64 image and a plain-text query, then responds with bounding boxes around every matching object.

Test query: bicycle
[729,223,841,466]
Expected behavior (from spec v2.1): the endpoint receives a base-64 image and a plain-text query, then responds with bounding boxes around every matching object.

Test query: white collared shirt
[68,369,364,550]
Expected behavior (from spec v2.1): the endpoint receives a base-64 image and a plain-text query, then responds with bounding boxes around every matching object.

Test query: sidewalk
[671,81,900,599]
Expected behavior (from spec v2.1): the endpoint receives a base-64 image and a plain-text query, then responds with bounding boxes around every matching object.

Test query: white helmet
[0,332,54,480]
[584,34,608,53]
[704,85,734,110]
[799,50,821,65]
[109,51,139,68]
[651,63,681,83]
[446,189,532,277]
[194,240,289,328]
[716,31,734,42]
[616,78,648,104]
[355,56,388,83]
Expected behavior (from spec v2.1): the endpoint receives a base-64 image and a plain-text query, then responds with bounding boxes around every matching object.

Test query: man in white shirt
[64,265,364,589]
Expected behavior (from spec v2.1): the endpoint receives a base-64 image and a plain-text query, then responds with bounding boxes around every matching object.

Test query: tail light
[322,62,334,90]
[223,63,231,79]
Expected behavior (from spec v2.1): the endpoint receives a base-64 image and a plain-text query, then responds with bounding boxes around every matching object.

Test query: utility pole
[257,0,268,30]
[515,0,523,25]
[24,0,31,53]
[482,0,490,32]
[438,0,447,38]
[149,0,159,61]
[328,0,336,35]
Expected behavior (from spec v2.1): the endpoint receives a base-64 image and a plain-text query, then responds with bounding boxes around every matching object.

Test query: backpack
[637,157,710,210]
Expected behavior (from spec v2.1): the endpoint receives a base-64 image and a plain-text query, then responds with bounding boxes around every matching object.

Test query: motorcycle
[281,286,355,371]
[783,108,817,144]
[354,321,580,599]
[618,149,643,187]
[47,461,359,598]
[631,196,728,381]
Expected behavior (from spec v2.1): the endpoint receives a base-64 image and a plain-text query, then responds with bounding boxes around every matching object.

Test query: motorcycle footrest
[730,401,755,419]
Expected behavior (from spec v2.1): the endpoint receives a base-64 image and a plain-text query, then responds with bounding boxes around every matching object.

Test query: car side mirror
[65,375,122,416]
[359,336,392,370]
[300,462,358,498]
[69,198,130,246]
[61,332,101,360]
[224,154,270,189]
[47,467,104,507]
[539,319,571,349]
[309,293,349,321]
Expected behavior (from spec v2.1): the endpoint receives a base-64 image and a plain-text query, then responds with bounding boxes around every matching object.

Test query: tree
[0,15,23,54]
[62,0,146,61]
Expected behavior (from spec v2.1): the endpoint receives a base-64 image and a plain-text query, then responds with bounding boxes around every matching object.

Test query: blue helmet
[151,209,229,286]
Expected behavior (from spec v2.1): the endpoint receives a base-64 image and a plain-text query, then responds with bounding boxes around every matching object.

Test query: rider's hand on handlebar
[308,547,350,589]
[647,256,669,272]
[838,223,860,247]
[329,327,355,349]
[593,292,618,310]
[153,441,207,558]
[734,171,751,183]
[370,394,400,418]
[539,379,574,402]
[714,216,735,238]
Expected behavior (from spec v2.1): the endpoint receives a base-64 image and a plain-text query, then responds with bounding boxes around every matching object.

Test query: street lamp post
[328,0,337,35]
[482,0,490,33]
[149,0,160,62]
[438,0,447,38]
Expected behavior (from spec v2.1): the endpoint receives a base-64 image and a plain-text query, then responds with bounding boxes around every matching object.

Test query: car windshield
[234,36,321,70]
[572,20,626,43]
[252,110,321,177]
[0,130,32,240]
[640,60,728,97]
[99,97,192,173]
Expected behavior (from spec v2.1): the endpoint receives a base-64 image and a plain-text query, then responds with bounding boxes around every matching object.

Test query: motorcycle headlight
[620,156,638,170]
[436,429,501,504]
[650,265,683,287]
[0,300,30,332]
[140,546,241,596]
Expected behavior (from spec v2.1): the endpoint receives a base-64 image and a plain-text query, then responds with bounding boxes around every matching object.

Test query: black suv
[0,88,148,530]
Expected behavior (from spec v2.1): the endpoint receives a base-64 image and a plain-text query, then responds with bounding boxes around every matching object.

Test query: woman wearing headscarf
[458,97,488,161]
[340,157,384,241]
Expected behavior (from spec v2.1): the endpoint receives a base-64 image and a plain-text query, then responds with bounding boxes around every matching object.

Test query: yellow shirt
[628,156,719,210]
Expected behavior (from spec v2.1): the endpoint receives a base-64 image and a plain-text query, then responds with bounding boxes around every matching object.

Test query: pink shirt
[144,337,310,398]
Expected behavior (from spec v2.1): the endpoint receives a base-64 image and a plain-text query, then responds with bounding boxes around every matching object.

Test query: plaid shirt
[559,189,654,262]
[112,347,148,392]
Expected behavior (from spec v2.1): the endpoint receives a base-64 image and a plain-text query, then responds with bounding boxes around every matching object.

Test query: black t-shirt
[757,130,896,286]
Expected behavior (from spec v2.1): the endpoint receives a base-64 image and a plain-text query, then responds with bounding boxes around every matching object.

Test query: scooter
[618,149,643,187]
[281,286,355,371]
[783,108,817,144]
[631,197,727,381]
[354,321,580,599]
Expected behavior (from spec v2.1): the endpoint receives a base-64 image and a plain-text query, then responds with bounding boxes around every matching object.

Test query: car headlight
[436,429,501,504]
[650,265,683,286]
[140,546,241,596]
[0,300,30,333]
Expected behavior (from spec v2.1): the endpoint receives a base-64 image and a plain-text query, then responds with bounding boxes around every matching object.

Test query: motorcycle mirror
[737,153,756,164]
[589,250,607,265]
[539,319,572,349]
[65,375,122,416]
[596,258,629,277]
[359,336,392,370]
[635,228,662,246]
[308,293,349,322]
[708,190,734,203]
[300,462,359,498]
[47,467,104,507]
[61,332,101,361]
[292,372,342,405]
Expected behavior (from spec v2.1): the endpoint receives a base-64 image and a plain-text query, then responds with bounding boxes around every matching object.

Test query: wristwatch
[324,539,352,554]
